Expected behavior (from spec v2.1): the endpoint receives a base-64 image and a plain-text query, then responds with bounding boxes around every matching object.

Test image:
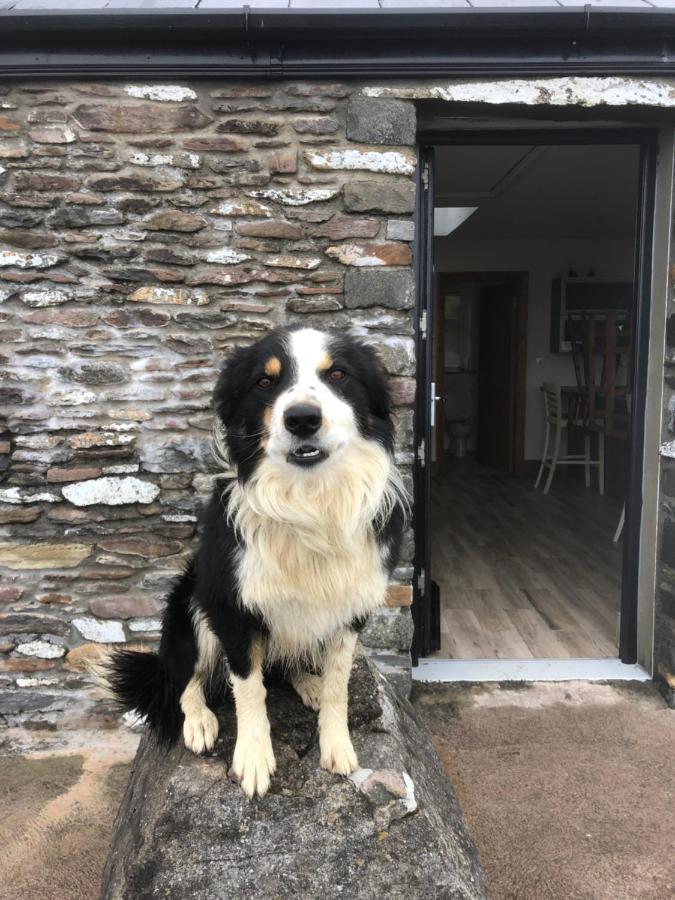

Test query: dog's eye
[329,369,346,382]
[257,376,273,389]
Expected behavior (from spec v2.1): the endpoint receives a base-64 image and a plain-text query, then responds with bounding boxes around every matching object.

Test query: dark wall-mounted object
[550,276,634,353]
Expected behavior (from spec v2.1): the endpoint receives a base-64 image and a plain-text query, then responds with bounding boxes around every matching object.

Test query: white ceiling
[434,143,640,240]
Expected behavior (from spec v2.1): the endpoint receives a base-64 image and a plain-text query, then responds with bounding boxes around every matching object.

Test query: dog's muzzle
[284,403,327,467]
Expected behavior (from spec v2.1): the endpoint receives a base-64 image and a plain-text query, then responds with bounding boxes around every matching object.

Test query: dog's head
[214,328,394,482]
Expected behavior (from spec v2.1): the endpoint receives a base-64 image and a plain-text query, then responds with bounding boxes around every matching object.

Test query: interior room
[431,143,639,660]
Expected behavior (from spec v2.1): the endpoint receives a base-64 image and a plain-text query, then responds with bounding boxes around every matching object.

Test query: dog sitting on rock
[102,327,407,798]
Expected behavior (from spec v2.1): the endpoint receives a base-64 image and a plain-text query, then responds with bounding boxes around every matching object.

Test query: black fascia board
[1,7,675,78]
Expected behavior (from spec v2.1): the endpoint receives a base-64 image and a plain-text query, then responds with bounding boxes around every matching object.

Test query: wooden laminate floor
[431,461,624,659]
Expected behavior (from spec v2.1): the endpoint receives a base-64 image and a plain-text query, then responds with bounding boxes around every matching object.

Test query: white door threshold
[413,658,651,683]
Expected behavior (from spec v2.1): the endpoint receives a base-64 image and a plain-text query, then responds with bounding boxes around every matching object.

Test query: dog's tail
[93,558,198,746]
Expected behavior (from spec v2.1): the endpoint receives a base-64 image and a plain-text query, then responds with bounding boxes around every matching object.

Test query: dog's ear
[356,339,393,423]
[214,344,252,428]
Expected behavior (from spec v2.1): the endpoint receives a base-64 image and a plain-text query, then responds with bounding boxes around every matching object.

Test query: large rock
[101,657,486,900]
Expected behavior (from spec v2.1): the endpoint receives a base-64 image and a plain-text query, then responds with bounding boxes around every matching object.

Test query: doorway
[434,272,527,479]
[413,131,656,673]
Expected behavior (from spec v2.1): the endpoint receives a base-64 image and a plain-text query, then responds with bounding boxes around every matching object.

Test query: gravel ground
[411,679,675,900]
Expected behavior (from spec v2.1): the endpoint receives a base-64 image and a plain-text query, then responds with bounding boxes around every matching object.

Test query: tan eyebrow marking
[264,356,281,377]
[318,352,333,372]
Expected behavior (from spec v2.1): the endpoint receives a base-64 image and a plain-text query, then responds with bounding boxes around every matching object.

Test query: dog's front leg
[229,639,276,799]
[319,628,358,776]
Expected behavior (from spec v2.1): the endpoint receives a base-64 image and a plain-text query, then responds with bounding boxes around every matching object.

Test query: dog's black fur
[105,327,405,750]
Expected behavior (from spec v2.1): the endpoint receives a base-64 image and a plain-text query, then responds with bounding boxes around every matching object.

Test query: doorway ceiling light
[434,206,478,237]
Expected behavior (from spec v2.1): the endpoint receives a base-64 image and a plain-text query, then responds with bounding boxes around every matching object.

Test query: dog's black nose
[284,403,322,437]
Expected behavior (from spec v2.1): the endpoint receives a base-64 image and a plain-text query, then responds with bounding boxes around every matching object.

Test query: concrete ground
[411,679,675,900]
[0,725,138,900]
[1,680,673,900]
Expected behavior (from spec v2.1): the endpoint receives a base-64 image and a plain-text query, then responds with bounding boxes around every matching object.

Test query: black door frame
[412,126,658,665]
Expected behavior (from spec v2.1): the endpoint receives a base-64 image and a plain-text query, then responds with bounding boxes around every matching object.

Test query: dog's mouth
[287,444,328,468]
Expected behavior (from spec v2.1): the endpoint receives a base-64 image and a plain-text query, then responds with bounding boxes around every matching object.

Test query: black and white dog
[104,327,406,798]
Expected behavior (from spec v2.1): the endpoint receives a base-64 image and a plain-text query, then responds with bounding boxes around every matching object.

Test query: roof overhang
[1,7,675,78]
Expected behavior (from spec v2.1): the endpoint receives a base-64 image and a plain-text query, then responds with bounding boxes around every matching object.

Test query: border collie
[103,327,406,798]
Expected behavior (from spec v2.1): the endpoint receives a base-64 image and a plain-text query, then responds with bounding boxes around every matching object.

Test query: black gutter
[1,8,675,78]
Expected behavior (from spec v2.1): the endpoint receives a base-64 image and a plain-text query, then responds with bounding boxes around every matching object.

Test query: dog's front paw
[293,673,322,711]
[230,736,276,799]
[320,734,358,776]
[183,707,219,755]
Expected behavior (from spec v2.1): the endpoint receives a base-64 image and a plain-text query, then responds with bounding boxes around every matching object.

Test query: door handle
[430,382,442,428]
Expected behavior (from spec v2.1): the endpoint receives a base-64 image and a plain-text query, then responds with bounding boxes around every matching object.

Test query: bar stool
[535,382,603,495]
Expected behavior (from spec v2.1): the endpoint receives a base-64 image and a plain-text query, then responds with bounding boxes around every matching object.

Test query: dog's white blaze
[287,327,328,397]
[264,328,361,470]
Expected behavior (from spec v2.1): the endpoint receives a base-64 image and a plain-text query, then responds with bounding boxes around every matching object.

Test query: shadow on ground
[412,679,675,900]
[0,728,138,900]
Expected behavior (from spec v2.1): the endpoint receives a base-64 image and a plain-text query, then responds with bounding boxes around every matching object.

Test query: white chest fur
[226,440,399,662]
[236,525,388,660]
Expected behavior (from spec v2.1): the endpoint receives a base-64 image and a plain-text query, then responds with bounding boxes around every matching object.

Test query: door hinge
[416,568,426,595]
[419,309,427,340]
[421,162,429,191]
[416,438,426,467]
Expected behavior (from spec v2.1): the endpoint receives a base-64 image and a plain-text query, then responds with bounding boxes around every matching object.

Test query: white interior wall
[434,236,635,459]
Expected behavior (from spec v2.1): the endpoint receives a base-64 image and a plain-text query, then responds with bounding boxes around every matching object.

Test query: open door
[412,145,440,662]
[476,275,528,475]
[477,282,516,472]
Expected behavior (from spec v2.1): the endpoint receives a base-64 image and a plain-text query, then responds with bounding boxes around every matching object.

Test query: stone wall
[0,81,417,724]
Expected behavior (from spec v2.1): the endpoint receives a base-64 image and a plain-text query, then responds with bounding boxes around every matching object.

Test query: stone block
[344,267,415,310]
[62,477,159,507]
[386,584,413,607]
[386,218,415,241]
[0,542,91,569]
[96,536,183,559]
[347,97,416,146]
[291,117,339,135]
[89,594,162,620]
[128,286,209,306]
[344,178,415,214]
[325,242,412,267]
[15,639,66,660]
[305,148,415,175]
[248,187,340,206]
[73,104,212,133]
[60,363,129,385]
[73,616,125,643]
[0,613,69,636]
[144,211,207,233]
[360,607,414,651]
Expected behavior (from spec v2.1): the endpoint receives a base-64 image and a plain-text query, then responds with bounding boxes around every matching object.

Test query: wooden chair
[535,382,601,495]
[569,310,632,536]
